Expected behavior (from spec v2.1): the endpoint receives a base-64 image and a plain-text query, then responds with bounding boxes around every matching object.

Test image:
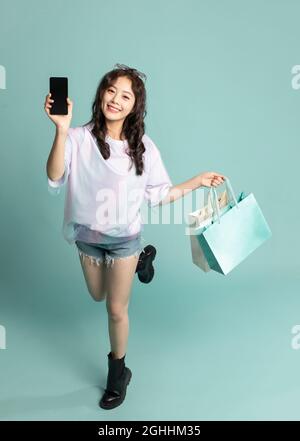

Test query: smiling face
[102,76,136,123]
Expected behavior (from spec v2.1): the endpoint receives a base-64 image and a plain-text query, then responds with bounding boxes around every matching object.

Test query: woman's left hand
[199,171,226,188]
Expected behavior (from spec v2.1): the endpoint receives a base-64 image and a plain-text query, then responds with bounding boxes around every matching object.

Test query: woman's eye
[107,89,129,99]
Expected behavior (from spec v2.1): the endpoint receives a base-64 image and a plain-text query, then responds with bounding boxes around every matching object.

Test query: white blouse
[47,123,173,245]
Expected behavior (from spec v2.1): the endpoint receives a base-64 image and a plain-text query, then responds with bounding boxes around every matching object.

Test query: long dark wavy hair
[84,64,147,176]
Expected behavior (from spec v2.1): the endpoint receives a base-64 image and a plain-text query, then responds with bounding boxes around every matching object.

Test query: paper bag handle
[208,176,239,224]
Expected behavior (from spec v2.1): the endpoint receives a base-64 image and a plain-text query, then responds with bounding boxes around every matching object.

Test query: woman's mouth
[107,104,121,113]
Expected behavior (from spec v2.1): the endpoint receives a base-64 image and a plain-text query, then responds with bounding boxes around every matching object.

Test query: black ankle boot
[135,244,157,284]
[99,351,132,410]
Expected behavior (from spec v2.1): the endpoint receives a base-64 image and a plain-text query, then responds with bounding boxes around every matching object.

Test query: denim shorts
[75,234,146,268]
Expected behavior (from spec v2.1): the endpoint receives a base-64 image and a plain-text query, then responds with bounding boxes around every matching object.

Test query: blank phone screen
[49,77,68,115]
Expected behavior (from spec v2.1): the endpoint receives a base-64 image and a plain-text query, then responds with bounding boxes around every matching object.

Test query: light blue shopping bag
[196,178,272,275]
[188,185,235,272]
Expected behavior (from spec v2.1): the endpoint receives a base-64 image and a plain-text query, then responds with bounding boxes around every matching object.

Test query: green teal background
[0,0,299,421]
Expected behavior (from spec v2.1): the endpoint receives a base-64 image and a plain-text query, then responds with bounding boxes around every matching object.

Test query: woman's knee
[106,303,128,321]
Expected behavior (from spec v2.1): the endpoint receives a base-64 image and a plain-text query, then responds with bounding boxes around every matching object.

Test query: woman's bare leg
[78,253,107,302]
[105,255,139,359]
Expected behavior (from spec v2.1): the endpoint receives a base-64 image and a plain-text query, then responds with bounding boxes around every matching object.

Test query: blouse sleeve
[144,139,173,208]
[47,127,76,196]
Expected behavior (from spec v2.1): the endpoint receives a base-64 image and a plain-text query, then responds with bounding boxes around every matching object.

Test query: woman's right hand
[44,93,73,131]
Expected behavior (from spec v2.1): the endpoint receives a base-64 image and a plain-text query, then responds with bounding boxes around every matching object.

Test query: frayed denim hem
[104,248,143,268]
[77,234,146,268]
[78,250,104,266]
[104,235,147,269]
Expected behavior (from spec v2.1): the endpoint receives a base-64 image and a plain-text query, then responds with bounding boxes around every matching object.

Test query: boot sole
[99,367,132,410]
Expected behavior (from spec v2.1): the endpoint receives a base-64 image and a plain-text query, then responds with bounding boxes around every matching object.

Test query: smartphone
[49,77,68,115]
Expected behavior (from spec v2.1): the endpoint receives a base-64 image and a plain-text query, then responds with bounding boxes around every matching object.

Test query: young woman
[44,64,225,410]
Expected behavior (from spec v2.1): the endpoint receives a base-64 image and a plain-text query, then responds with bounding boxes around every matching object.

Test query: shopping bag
[196,177,272,275]
[188,184,231,272]
[189,228,211,272]
[188,188,228,229]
